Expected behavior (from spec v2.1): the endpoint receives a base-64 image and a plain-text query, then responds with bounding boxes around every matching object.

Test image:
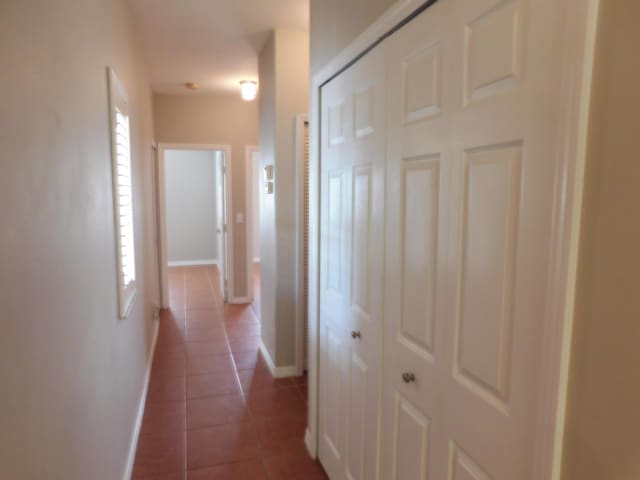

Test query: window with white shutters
[108,68,136,318]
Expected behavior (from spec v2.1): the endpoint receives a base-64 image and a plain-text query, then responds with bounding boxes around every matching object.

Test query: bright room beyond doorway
[159,146,231,304]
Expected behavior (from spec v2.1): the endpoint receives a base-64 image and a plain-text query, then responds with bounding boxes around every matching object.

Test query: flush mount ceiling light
[184,82,199,90]
[240,81,258,101]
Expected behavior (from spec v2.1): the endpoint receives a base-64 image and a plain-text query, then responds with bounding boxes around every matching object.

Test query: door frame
[305,2,601,480]
[244,145,260,303]
[294,114,309,376]
[156,143,234,308]
[150,143,163,309]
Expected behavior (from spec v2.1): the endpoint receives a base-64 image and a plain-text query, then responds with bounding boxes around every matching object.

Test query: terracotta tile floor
[133,266,327,480]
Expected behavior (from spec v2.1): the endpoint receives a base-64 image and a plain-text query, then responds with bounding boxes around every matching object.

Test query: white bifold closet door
[319,0,563,478]
[382,0,560,479]
[318,45,386,480]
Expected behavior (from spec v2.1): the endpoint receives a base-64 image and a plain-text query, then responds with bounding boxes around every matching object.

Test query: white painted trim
[222,148,235,303]
[306,0,600,472]
[259,340,275,373]
[304,428,314,457]
[537,1,602,478]
[228,295,252,305]
[107,67,137,320]
[157,143,233,308]
[275,365,299,378]
[244,145,260,303]
[294,114,309,377]
[156,146,170,309]
[122,319,159,480]
[307,70,321,462]
[157,143,230,151]
[167,259,218,267]
[259,340,298,378]
[150,143,164,310]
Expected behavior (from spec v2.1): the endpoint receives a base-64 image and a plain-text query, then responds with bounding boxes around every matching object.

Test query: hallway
[133,266,325,479]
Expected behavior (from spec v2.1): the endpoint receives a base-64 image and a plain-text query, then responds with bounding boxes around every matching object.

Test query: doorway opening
[156,144,233,308]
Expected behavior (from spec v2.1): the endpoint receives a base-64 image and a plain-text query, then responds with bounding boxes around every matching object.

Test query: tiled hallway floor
[133,266,327,479]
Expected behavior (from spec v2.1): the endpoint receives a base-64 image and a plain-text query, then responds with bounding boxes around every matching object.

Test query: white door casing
[318,45,386,480]
[156,144,234,306]
[215,151,228,301]
[150,144,163,309]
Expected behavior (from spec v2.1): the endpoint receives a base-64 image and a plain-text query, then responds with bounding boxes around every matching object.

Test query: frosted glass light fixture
[240,81,258,101]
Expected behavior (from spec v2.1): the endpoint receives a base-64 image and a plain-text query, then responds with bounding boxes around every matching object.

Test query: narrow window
[108,68,136,318]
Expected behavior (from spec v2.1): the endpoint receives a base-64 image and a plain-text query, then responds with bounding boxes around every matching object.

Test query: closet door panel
[381,2,454,479]
[382,0,566,479]
[319,45,386,480]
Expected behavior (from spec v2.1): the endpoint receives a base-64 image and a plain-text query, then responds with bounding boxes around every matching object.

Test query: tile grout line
[155,266,310,479]
[238,275,296,480]
[203,265,273,480]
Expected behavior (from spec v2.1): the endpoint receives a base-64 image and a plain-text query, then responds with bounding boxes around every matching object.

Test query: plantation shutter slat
[108,67,137,318]
[303,122,310,370]
[115,106,136,289]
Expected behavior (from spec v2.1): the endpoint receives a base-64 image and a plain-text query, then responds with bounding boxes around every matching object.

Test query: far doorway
[157,144,232,307]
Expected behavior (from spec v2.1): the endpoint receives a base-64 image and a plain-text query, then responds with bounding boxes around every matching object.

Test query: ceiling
[128,0,309,95]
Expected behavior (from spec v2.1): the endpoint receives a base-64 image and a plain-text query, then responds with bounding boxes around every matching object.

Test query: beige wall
[154,94,259,298]
[562,1,640,479]
[259,30,310,367]
[0,0,156,478]
[259,33,278,364]
[310,0,395,75]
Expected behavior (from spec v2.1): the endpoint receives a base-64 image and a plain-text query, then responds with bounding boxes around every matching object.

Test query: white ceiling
[128,0,309,95]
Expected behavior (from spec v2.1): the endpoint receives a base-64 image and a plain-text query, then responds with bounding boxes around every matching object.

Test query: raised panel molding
[324,326,344,460]
[354,86,375,138]
[403,42,442,123]
[449,443,493,480]
[351,166,373,315]
[454,142,523,414]
[327,171,343,293]
[346,353,368,480]
[398,155,440,362]
[329,101,346,146]
[464,0,523,105]
[393,394,431,480]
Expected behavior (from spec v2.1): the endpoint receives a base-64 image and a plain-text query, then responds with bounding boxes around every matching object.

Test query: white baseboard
[259,340,298,378]
[122,319,159,480]
[229,296,252,304]
[276,365,299,377]
[168,259,218,267]
[305,428,316,459]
